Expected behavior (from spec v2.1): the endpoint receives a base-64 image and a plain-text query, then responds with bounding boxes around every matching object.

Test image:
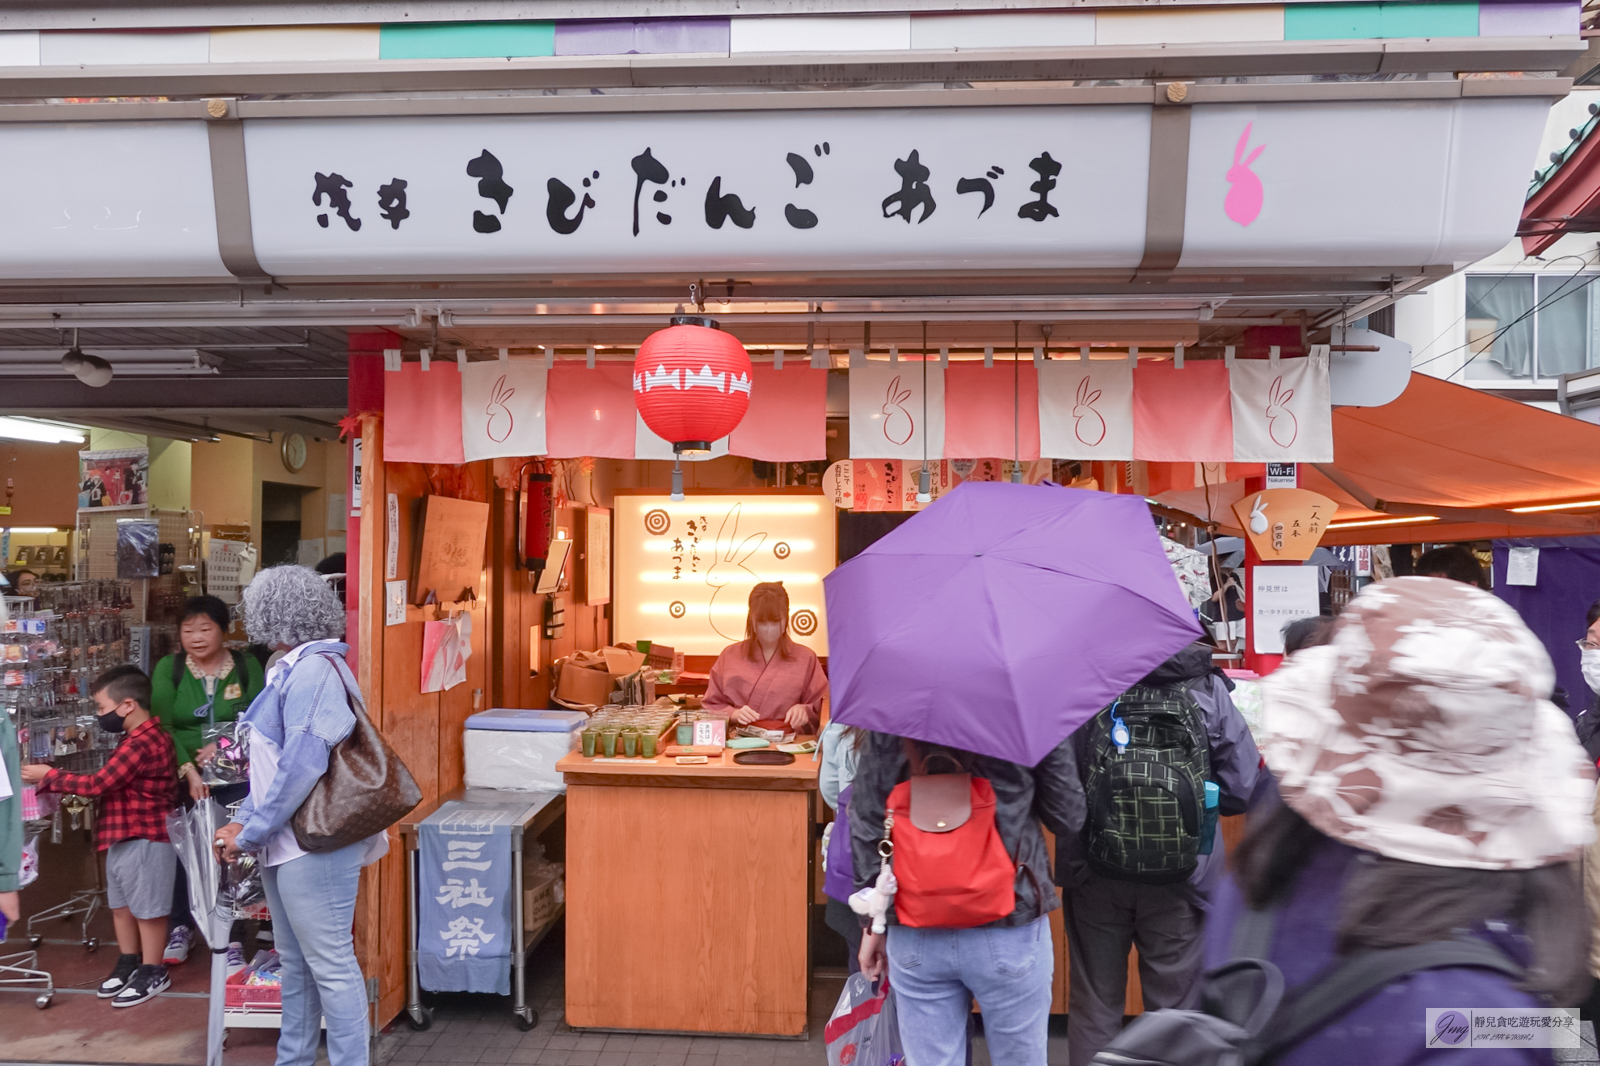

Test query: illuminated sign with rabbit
[1229,488,1337,562]
[612,493,835,656]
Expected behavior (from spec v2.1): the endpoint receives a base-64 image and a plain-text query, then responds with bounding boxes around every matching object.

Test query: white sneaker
[225,942,248,978]
[162,925,193,966]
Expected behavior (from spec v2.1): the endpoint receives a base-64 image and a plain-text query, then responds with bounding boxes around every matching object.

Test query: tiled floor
[375,928,1064,1066]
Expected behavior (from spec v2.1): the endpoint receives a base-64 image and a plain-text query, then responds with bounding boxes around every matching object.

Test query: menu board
[612,494,835,657]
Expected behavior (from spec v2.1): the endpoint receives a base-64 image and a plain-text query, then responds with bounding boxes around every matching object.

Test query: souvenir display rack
[3,580,136,948]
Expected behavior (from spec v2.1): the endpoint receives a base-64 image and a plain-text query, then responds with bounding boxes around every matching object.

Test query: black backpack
[1081,683,1209,885]
[1091,907,1524,1066]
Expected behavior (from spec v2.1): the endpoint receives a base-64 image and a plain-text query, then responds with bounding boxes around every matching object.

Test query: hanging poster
[1252,567,1321,655]
[78,449,148,511]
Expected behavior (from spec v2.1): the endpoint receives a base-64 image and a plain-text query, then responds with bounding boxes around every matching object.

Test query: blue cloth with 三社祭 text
[417,800,521,995]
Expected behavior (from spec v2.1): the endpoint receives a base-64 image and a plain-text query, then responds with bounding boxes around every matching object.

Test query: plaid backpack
[1082,683,1210,885]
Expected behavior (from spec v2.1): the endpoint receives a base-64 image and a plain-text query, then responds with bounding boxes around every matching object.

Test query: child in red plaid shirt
[22,665,178,1007]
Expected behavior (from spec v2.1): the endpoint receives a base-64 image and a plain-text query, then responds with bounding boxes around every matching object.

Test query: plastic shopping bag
[824,973,905,1066]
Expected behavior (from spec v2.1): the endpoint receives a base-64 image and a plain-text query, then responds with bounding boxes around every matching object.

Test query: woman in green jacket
[153,595,264,970]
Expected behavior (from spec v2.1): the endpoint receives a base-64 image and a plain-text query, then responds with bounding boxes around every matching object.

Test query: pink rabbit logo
[705,503,767,640]
[484,375,516,443]
[1265,375,1298,447]
[882,375,915,446]
[1071,376,1106,446]
[1225,123,1264,227]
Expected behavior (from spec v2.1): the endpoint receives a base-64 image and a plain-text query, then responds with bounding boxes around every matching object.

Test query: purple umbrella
[824,481,1202,766]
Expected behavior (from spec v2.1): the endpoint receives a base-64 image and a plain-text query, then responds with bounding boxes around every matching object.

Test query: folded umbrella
[169,801,232,1066]
[824,482,1202,766]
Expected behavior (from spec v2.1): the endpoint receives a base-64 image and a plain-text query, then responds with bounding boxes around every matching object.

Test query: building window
[1465,273,1600,382]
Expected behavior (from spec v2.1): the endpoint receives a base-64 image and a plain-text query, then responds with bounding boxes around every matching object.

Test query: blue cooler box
[463,709,587,791]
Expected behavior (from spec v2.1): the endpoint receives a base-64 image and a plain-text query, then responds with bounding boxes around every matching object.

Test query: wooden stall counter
[558,747,818,1038]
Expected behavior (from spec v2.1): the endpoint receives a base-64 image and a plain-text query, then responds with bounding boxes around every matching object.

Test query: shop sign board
[240,98,1544,277]
[0,98,1547,279]
[1231,487,1337,562]
[612,494,834,656]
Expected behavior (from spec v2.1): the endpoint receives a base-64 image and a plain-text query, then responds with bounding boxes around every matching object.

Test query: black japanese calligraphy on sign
[313,172,360,231]
[882,150,935,224]
[784,142,829,230]
[547,171,598,236]
[1017,152,1062,222]
[466,150,513,234]
[630,148,671,236]
[705,178,756,230]
[956,165,1004,218]
[376,178,410,230]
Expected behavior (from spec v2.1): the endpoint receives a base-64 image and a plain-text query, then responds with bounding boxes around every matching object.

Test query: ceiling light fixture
[59,330,112,387]
[0,416,86,444]
[1509,499,1600,513]
[1325,515,1441,530]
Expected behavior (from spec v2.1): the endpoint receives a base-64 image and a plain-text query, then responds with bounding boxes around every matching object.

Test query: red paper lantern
[632,316,753,453]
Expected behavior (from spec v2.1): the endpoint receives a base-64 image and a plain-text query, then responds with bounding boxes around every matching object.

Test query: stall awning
[1155,373,1600,545]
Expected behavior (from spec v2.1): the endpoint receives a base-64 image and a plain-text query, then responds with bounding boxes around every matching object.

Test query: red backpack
[883,746,1017,928]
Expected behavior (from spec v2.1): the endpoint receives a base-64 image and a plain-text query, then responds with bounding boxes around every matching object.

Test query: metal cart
[399,787,566,1032]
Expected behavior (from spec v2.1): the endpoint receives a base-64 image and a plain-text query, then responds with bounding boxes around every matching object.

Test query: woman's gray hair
[242,564,346,648]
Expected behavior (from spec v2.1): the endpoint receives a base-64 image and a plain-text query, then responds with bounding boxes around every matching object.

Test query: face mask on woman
[1583,648,1600,694]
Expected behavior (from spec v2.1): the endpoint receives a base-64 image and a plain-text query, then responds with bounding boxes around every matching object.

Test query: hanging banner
[1133,361,1235,462]
[1038,360,1134,461]
[1229,352,1334,463]
[460,358,549,461]
[384,363,466,465]
[77,449,149,511]
[849,361,945,460]
[943,362,1040,461]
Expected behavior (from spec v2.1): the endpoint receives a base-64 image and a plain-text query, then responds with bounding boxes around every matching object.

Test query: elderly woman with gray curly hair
[214,565,387,1066]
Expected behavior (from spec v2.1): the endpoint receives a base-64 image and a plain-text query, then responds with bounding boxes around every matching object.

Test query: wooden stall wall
[356,418,493,1023]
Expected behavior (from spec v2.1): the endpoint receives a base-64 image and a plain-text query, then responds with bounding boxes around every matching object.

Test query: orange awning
[1155,373,1600,545]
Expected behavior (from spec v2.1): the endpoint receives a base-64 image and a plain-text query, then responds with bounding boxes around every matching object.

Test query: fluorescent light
[1509,499,1600,513]
[0,416,85,444]
[0,349,218,378]
[1326,515,1440,530]
[4,526,64,533]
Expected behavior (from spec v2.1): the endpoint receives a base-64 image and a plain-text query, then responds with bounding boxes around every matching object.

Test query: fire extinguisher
[518,470,554,571]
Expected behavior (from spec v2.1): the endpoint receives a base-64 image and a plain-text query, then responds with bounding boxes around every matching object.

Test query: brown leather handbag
[291,654,422,853]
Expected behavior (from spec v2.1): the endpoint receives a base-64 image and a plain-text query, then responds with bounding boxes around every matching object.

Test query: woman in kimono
[702,582,827,733]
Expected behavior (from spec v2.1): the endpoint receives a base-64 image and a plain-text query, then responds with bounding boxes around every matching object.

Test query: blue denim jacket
[234,641,356,854]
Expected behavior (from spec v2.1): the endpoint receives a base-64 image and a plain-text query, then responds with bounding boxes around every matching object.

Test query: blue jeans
[260,845,369,1066]
[887,917,1055,1066]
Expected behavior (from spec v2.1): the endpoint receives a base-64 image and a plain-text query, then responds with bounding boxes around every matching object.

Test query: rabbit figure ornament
[1225,123,1265,227]
[881,375,916,446]
[1248,496,1269,535]
[484,375,516,443]
[1265,375,1299,447]
[1071,375,1107,446]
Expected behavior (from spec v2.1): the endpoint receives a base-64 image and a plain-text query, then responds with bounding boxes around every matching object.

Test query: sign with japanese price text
[1230,488,1337,563]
